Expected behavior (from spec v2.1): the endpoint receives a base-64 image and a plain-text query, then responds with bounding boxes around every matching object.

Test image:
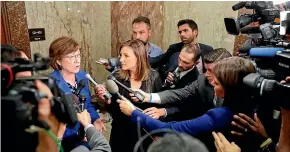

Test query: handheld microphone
[108,75,145,102]
[249,48,284,58]
[75,79,86,97]
[105,80,143,112]
[85,74,112,100]
[71,94,81,113]
[78,95,86,139]
[79,94,86,112]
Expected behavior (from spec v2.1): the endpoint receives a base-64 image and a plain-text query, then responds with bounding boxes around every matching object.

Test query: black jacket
[159,74,215,117]
[163,66,200,121]
[106,69,164,152]
[149,42,213,73]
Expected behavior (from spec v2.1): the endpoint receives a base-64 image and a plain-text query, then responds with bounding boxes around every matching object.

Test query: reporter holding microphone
[95,39,164,152]
[71,110,111,152]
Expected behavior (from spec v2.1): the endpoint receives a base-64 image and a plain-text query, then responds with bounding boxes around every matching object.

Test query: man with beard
[150,19,213,75]
[132,16,163,57]
[100,16,163,71]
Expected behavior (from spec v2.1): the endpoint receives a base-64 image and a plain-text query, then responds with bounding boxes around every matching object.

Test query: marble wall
[110,1,164,57]
[25,1,111,82]
[163,1,239,53]
[2,1,31,58]
[24,1,240,82]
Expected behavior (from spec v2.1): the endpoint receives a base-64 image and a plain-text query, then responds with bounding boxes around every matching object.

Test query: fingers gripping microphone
[105,80,142,112]
[108,75,145,102]
[85,74,112,100]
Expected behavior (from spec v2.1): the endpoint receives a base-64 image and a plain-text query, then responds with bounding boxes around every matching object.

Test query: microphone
[75,79,86,97]
[232,2,246,11]
[78,95,86,139]
[79,94,86,112]
[240,26,261,34]
[85,74,112,100]
[71,94,81,113]
[105,80,142,112]
[249,48,284,58]
[108,75,145,102]
[238,44,253,54]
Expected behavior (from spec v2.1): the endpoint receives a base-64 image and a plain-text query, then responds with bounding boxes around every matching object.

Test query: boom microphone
[85,74,112,100]
[105,80,142,111]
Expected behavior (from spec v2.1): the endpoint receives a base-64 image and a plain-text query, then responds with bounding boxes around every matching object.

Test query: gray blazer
[71,126,111,152]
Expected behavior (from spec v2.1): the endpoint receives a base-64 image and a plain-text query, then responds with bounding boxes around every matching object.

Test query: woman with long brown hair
[95,39,163,152]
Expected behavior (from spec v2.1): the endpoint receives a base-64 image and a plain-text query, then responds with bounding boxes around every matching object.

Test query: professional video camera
[1,53,78,129]
[243,73,290,109]
[224,1,280,35]
[224,1,290,80]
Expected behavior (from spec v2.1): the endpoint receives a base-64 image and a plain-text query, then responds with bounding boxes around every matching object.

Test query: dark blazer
[106,69,164,152]
[159,74,215,118]
[163,66,200,121]
[149,42,213,72]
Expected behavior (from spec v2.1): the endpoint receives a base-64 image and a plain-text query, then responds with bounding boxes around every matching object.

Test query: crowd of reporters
[2,4,290,152]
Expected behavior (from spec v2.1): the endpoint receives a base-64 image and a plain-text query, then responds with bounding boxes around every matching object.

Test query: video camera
[243,73,290,109]
[224,1,280,35]
[224,1,290,80]
[1,53,78,130]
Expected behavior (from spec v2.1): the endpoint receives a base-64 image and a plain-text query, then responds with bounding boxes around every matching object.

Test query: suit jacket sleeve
[152,70,163,92]
[131,107,233,136]
[87,127,112,152]
[70,127,111,152]
[158,80,199,104]
[165,107,181,116]
[149,44,179,68]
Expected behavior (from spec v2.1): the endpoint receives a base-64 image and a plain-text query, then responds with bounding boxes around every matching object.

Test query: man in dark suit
[163,44,200,90]
[143,44,200,120]
[149,19,213,74]
[142,48,231,122]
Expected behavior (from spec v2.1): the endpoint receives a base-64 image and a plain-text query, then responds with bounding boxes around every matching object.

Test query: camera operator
[278,76,290,152]
[1,44,32,77]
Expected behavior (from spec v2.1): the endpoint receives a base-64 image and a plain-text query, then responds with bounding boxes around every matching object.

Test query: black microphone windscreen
[105,80,119,94]
[75,79,86,96]
[79,79,86,86]
[239,44,253,53]
[232,2,246,11]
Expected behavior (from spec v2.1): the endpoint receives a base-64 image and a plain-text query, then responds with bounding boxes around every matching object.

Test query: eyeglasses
[63,53,81,61]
